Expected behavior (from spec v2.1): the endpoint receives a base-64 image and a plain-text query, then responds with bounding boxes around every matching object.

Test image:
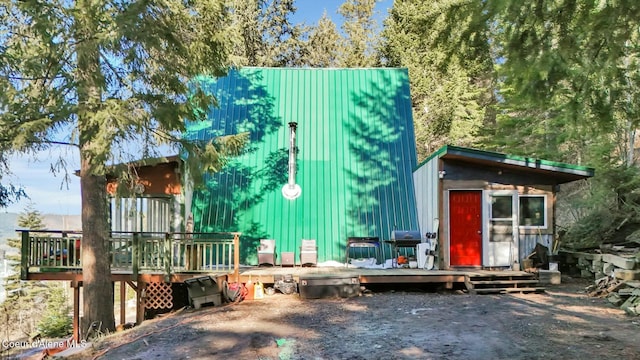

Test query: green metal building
[184,68,420,264]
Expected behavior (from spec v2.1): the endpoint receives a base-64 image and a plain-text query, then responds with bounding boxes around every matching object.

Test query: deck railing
[19,230,241,280]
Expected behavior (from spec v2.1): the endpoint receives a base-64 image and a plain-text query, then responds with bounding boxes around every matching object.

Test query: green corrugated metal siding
[185,68,419,264]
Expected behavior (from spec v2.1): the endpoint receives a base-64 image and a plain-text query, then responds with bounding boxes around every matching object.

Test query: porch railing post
[132,232,139,278]
[62,232,68,267]
[20,231,29,280]
[163,233,171,282]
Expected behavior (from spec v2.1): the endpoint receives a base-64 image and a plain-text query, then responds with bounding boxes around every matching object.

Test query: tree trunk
[626,120,636,167]
[75,0,115,335]
[80,161,114,335]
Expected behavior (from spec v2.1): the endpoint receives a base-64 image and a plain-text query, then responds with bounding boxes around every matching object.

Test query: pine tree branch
[0,138,78,148]
[0,74,67,81]
[99,51,129,90]
[42,140,79,148]
[148,127,180,143]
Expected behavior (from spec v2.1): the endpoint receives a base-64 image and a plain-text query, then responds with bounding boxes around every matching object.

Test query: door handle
[477,230,482,234]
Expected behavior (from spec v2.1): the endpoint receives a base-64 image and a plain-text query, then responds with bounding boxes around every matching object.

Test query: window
[519,195,546,228]
[491,195,513,220]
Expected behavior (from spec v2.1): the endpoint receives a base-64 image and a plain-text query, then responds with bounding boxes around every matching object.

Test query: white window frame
[518,194,547,229]
[490,194,515,221]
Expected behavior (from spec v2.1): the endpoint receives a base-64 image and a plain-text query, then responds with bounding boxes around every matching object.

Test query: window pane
[491,196,512,219]
[519,196,545,226]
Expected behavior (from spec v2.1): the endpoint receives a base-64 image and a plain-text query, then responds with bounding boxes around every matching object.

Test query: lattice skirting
[144,281,173,310]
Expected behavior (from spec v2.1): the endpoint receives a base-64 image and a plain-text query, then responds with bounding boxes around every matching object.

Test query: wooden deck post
[61,232,67,267]
[163,232,171,282]
[132,232,139,279]
[20,231,29,280]
[120,281,126,325]
[71,280,80,342]
[136,279,145,325]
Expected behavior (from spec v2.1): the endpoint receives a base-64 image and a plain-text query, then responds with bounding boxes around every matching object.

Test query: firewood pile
[586,275,640,316]
[565,245,640,316]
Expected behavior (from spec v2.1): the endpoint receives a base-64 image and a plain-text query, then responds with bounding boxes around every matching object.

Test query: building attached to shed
[413,145,594,270]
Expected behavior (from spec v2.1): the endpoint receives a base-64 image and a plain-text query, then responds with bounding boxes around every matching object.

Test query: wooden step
[465,273,545,295]
[466,273,537,280]
[469,279,539,286]
[471,287,546,295]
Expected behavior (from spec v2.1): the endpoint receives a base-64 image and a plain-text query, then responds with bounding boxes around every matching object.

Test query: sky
[4,148,82,215]
[2,0,394,216]
[291,0,393,27]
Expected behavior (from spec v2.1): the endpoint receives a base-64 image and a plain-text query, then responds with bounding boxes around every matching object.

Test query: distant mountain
[0,213,19,247]
[0,212,81,251]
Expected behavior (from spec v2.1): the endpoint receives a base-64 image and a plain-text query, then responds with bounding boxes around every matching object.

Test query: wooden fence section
[19,230,241,280]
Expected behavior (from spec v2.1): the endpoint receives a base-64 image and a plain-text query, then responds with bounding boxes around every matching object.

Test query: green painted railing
[19,230,241,280]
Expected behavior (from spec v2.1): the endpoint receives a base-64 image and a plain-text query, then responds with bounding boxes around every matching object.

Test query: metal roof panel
[185,68,419,263]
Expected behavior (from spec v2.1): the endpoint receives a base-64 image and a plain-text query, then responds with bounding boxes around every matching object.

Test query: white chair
[257,239,277,266]
[299,239,318,266]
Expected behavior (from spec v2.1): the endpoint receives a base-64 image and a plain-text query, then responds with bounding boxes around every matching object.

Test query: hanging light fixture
[282,121,301,200]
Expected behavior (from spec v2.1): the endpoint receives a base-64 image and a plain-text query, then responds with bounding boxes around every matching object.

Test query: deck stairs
[464,272,545,294]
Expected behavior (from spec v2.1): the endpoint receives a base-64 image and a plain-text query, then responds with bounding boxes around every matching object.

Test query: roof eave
[416,145,595,182]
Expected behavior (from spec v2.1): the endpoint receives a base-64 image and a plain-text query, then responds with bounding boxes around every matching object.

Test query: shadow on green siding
[342,72,416,260]
[186,68,419,264]
[186,69,285,263]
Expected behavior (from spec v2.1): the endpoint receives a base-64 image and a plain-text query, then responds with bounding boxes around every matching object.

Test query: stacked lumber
[586,275,625,297]
[563,247,640,315]
[587,277,640,316]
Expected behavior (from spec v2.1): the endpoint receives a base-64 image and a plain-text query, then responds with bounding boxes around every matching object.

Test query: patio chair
[299,239,318,266]
[257,239,277,266]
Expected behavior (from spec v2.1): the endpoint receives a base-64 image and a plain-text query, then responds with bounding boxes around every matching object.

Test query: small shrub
[37,287,72,338]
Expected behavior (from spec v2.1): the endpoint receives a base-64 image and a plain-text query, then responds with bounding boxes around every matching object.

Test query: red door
[449,190,482,267]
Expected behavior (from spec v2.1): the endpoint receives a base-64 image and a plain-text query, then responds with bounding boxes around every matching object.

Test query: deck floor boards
[27,266,534,286]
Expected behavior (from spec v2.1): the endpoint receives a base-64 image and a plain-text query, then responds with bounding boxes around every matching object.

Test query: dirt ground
[65,276,640,360]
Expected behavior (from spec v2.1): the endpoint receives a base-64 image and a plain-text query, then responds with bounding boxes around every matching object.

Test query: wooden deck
[25,264,532,289]
[19,230,241,282]
[238,266,471,285]
[20,229,530,288]
[20,230,543,342]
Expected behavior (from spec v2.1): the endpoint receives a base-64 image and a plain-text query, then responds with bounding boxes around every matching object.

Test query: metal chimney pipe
[282,122,301,200]
[287,122,297,187]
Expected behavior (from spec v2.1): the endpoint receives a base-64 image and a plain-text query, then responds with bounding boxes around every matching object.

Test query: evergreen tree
[411,0,640,247]
[37,286,72,338]
[0,0,247,334]
[17,204,46,231]
[2,205,49,339]
[227,0,306,67]
[305,12,342,68]
[0,150,26,208]
[338,0,380,67]
[380,0,494,161]
[429,0,640,168]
